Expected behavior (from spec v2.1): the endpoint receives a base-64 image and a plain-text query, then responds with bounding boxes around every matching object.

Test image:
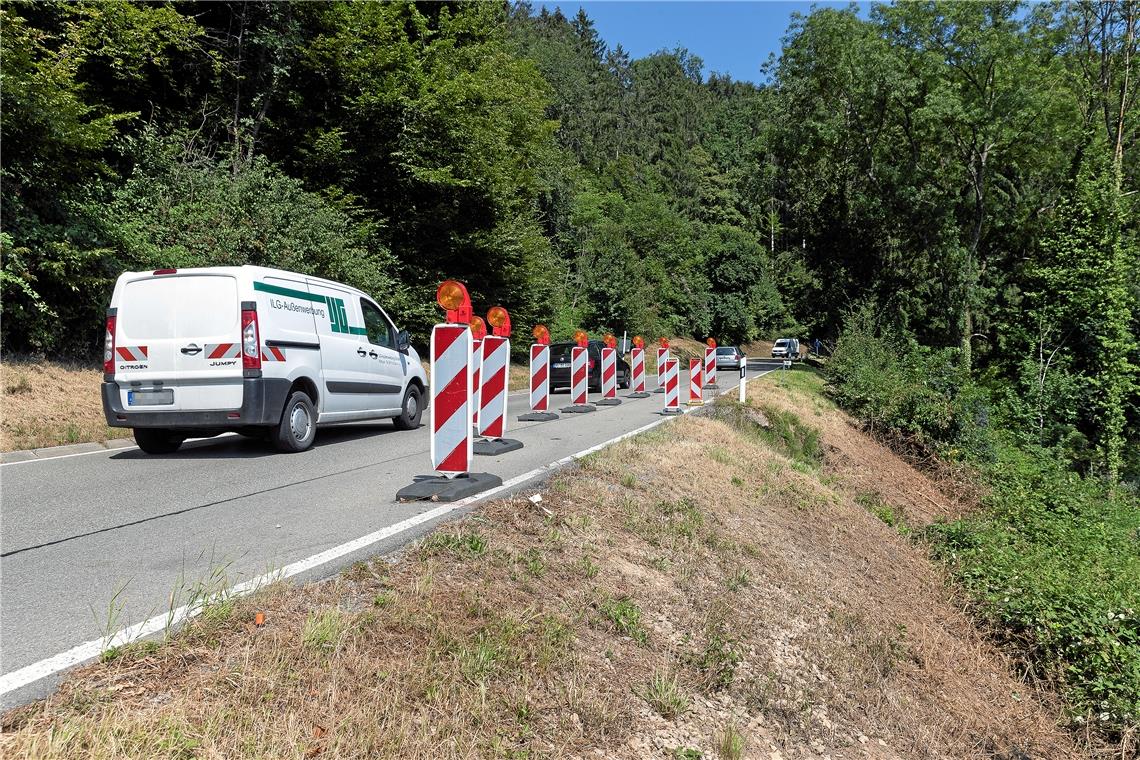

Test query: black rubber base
[704,383,720,390]
[660,407,684,416]
[626,391,652,399]
[518,411,559,422]
[395,472,503,502]
[561,404,596,413]
[653,387,665,393]
[473,437,524,456]
[596,398,622,406]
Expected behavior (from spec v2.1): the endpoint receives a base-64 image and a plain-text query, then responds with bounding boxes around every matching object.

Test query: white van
[771,338,800,360]
[101,265,427,454]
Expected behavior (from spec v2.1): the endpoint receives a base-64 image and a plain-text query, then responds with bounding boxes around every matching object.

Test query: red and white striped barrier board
[630,347,646,392]
[430,324,473,476]
[470,338,482,428]
[477,335,509,439]
[570,346,589,405]
[689,358,704,405]
[656,347,670,388]
[704,346,717,387]
[260,344,286,362]
[115,345,148,362]
[529,344,550,412]
[600,347,618,399]
[662,359,680,412]
[205,343,241,360]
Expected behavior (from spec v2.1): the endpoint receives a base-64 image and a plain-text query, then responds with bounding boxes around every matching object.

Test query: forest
[2,0,1138,740]
[3,2,1136,462]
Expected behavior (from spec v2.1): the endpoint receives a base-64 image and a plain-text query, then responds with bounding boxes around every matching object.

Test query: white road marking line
[0,369,774,696]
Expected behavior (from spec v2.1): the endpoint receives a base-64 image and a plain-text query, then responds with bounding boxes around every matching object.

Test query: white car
[101,265,427,454]
[771,338,800,360]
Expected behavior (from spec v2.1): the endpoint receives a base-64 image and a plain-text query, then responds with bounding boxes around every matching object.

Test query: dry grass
[0,371,1091,759]
[0,359,132,452]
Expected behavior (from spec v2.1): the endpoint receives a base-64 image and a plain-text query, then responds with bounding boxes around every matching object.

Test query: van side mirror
[396,329,411,354]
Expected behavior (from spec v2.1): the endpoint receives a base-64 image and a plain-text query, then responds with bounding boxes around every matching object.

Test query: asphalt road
[1,359,783,706]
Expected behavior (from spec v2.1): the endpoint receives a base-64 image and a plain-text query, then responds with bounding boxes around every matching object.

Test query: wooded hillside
[2,0,1137,477]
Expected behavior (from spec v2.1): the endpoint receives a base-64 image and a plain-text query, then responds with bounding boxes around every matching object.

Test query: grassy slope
[1,366,1088,758]
[1,360,133,451]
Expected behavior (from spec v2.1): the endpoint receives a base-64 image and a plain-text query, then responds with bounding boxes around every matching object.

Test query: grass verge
[0,370,1092,758]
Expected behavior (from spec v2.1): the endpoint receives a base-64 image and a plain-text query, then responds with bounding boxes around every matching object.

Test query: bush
[927,442,1140,736]
[825,308,993,461]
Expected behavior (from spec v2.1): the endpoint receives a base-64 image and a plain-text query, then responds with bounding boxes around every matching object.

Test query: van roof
[117,265,363,295]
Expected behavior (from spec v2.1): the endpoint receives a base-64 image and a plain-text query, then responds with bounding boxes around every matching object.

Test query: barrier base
[396,472,503,503]
[597,398,622,406]
[704,383,720,390]
[660,407,684,416]
[653,387,665,393]
[518,411,559,422]
[561,404,596,413]
[626,391,652,399]
[473,437,524,456]
[687,401,705,407]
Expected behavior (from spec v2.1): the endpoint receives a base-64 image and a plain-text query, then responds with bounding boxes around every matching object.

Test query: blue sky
[546,2,861,84]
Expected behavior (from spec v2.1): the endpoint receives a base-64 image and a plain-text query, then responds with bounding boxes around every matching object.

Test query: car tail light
[153,268,177,275]
[103,315,117,374]
[588,359,596,370]
[242,308,261,370]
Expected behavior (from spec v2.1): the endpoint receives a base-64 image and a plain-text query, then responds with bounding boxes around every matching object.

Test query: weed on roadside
[302,610,348,653]
[420,530,489,559]
[716,722,745,759]
[597,595,648,645]
[639,668,688,718]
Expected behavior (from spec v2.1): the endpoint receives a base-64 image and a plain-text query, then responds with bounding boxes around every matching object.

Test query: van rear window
[120,275,239,339]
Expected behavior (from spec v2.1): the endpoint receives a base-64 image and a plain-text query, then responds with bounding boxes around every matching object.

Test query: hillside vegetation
[0,370,1098,758]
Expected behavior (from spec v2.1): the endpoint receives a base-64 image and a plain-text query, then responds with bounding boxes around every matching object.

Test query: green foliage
[826,308,993,460]
[597,595,648,645]
[928,442,1140,734]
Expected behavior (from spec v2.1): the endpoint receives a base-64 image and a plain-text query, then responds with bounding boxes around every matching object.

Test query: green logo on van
[254,281,368,336]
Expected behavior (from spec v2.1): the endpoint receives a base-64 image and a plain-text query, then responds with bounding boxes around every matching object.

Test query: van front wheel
[273,391,317,452]
[393,384,423,430]
[134,428,184,455]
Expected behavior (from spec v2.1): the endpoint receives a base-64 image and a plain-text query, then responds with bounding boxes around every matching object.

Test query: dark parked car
[714,346,745,370]
[549,341,631,392]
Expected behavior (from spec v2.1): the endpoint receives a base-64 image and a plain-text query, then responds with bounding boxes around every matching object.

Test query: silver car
[715,346,744,370]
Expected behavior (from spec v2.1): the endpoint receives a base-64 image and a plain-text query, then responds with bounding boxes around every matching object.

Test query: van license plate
[553,362,570,369]
[128,389,174,406]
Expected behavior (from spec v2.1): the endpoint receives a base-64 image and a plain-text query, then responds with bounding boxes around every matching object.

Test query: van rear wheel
[273,391,317,452]
[134,428,184,455]
[393,384,423,430]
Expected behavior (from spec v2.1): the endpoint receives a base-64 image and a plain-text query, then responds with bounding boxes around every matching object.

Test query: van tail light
[242,308,261,370]
[103,314,117,375]
[588,359,596,370]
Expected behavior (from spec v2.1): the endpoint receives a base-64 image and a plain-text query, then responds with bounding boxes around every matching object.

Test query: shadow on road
[109,422,414,461]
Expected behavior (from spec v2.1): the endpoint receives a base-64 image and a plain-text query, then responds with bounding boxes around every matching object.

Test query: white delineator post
[738,357,747,403]
[661,359,681,415]
[429,324,473,475]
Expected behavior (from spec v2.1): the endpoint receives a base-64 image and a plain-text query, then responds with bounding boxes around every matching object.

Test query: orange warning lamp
[436,280,472,324]
[486,306,512,337]
[633,335,644,349]
[603,333,617,349]
[573,329,589,348]
[470,315,487,341]
[658,337,669,348]
[532,324,551,346]
[706,338,717,348]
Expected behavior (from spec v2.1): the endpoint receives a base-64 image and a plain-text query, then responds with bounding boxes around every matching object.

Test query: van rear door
[114,272,242,411]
